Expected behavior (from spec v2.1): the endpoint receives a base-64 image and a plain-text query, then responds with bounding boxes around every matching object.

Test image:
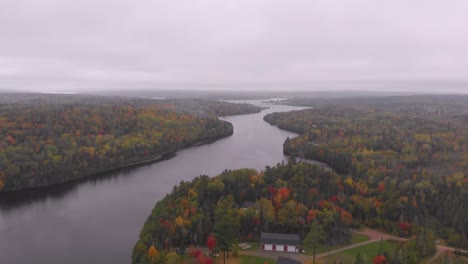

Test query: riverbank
[0,129,233,193]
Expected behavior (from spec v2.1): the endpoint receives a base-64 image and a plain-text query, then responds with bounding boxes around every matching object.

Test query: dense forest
[129,95,468,264]
[264,95,468,248]
[132,162,354,264]
[0,94,263,191]
[132,160,456,264]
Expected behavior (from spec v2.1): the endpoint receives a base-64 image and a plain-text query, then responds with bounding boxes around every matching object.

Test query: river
[0,100,322,264]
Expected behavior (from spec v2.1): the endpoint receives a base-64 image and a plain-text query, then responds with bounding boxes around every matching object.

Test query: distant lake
[0,100,325,264]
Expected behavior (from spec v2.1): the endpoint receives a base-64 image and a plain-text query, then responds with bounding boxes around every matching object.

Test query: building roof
[276,256,301,264]
[261,232,300,245]
[241,201,256,208]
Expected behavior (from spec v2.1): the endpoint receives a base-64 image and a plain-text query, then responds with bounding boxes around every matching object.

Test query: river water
[0,100,319,264]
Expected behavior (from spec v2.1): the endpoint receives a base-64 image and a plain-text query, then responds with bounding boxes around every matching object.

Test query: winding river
[0,100,322,264]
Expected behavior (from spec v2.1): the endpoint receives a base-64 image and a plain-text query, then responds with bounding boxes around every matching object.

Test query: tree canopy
[0,94,263,191]
[265,95,468,248]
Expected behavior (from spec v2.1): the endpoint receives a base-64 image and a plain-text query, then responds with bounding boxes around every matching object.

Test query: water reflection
[0,100,311,264]
[0,153,177,211]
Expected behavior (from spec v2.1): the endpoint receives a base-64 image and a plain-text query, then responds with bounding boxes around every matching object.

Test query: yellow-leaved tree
[147,245,158,263]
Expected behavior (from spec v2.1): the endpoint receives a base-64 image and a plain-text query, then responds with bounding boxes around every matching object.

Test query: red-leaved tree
[373,255,386,264]
[207,235,217,252]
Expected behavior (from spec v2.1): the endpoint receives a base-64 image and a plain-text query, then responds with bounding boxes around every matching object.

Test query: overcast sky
[1,0,468,92]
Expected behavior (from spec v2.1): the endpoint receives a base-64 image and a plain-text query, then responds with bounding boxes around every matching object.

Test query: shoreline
[0,134,231,194]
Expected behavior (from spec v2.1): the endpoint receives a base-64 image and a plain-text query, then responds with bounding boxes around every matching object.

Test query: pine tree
[303,221,326,264]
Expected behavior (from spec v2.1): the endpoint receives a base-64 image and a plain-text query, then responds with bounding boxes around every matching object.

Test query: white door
[264,244,273,251]
[287,245,296,252]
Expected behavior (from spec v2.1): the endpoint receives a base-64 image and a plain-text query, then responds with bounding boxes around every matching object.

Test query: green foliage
[354,252,364,264]
[165,252,181,264]
[255,197,275,234]
[304,221,326,251]
[449,233,463,247]
[387,231,437,263]
[397,243,418,264]
[214,195,239,262]
[304,221,326,263]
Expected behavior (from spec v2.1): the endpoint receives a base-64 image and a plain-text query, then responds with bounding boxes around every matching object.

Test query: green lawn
[309,233,370,255]
[351,233,370,244]
[239,255,275,264]
[321,240,396,264]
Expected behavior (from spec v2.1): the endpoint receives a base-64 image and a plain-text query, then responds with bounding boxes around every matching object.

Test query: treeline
[0,94,262,191]
[162,99,267,117]
[132,162,355,264]
[264,96,468,248]
[0,94,264,117]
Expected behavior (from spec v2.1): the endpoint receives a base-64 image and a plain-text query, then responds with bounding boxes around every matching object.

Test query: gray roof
[276,256,301,264]
[241,201,256,208]
[261,232,300,245]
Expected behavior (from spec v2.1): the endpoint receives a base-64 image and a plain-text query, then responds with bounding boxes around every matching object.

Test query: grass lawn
[318,240,396,264]
[351,233,370,244]
[309,233,370,255]
[238,255,275,264]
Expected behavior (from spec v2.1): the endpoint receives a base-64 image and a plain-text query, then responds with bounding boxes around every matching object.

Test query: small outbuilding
[260,232,300,252]
[240,201,256,211]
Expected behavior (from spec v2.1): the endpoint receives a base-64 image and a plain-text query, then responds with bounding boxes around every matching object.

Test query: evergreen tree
[354,252,364,264]
[303,221,326,264]
[213,195,239,264]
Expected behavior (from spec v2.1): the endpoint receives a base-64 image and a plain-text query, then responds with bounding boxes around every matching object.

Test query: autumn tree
[206,235,217,253]
[147,245,158,263]
[256,197,275,233]
[166,252,181,264]
[0,96,260,191]
[373,255,386,264]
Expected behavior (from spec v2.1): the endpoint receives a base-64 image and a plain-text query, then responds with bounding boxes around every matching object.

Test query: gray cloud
[1,0,467,92]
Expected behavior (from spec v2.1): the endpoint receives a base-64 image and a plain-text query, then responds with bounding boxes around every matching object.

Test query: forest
[132,160,457,264]
[131,95,467,264]
[132,162,354,264]
[264,95,468,248]
[0,94,263,191]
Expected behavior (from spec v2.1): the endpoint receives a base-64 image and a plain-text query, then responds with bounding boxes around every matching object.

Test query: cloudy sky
[1,0,468,92]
